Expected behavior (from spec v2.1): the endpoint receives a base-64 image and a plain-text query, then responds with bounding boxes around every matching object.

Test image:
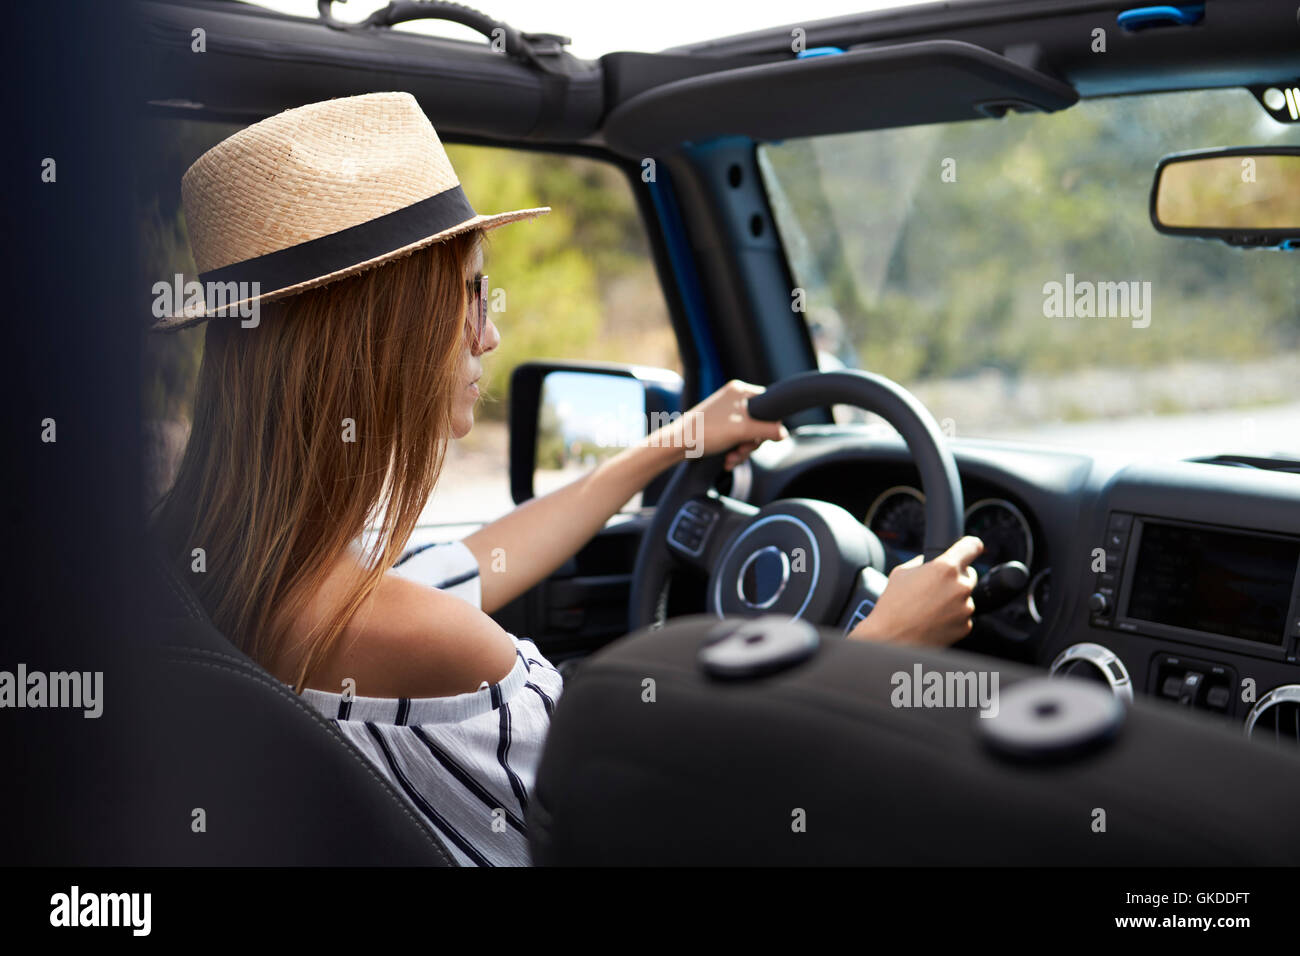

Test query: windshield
[758,88,1300,461]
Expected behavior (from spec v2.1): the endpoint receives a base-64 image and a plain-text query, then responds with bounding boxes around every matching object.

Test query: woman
[152,92,982,866]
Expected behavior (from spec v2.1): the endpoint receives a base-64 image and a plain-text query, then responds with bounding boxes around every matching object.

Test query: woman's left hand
[661,379,789,471]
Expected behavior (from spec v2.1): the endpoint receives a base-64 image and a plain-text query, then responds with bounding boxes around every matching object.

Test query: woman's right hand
[847,536,984,647]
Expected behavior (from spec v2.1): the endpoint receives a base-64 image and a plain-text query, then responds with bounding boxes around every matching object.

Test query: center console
[1050,462,1300,736]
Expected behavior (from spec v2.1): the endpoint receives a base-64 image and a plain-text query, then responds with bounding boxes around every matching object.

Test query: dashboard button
[1177,672,1203,707]
[1108,512,1134,533]
[669,503,717,556]
[1088,592,1110,615]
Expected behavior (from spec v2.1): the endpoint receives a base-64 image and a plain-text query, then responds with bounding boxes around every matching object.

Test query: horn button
[737,546,790,608]
[709,499,882,621]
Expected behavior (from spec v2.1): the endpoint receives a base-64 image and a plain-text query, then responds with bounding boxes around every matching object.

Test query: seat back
[141,549,456,865]
[530,615,1300,865]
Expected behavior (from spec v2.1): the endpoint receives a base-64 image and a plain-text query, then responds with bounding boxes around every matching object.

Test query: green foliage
[536,396,565,471]
[445,145,601,420]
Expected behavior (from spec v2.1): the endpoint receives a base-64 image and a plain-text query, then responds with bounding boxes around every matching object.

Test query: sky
[242,0,940,59]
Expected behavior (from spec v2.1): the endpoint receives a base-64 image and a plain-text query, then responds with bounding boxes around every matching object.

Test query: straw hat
[151,91,549,332]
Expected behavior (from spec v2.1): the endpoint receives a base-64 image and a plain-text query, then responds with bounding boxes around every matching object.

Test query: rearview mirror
[509,362,683,505]
[1150,147,1300,247]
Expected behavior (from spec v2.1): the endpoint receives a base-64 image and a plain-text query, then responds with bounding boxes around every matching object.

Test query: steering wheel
[628,370,965,635]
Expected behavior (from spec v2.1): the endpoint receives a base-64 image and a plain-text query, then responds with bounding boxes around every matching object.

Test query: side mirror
[508,362,684,506]
[1150,146,1300,248]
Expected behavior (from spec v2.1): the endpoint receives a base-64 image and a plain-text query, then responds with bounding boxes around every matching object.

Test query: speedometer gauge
[964,499,1034,575]
[865,486,926,564]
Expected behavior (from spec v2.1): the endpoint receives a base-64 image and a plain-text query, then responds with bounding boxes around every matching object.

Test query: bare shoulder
[275,564,517,699]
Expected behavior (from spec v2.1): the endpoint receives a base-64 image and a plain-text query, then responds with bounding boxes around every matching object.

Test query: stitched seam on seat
[164,652,454,866]
[158,558,211,625]
[159,559,197,617]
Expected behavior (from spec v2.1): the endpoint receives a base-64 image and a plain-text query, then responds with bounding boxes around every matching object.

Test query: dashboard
[739,425,1300,745]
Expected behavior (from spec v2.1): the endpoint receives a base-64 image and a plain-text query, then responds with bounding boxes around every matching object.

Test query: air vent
[1049,642,1133,702]
[1245,685,1300,748]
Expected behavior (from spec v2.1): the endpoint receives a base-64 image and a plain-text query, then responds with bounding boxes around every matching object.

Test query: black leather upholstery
[530,615,1300,865]
[141,549,456,865]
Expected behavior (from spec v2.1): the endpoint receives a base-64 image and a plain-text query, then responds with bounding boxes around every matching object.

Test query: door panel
[491,513,650,660]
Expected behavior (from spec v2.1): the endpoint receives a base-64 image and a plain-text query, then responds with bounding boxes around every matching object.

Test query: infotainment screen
[1126,520,1300,645]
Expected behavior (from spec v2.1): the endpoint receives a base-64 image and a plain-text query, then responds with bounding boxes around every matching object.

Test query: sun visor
[602,39,1078,156]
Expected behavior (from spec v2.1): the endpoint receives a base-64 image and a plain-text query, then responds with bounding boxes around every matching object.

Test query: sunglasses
[465,273,489,351]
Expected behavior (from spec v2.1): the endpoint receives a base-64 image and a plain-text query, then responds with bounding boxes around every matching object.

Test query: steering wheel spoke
[665,493,757,573]
[837,566,890,637]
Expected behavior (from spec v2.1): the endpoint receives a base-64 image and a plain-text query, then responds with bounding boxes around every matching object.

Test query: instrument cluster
[864,485,1049,628]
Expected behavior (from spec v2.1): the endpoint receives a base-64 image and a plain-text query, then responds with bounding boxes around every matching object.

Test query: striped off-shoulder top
[299,539,563,867]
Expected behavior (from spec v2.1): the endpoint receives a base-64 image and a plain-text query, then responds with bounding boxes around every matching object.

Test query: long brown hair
[153,230,482,692]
